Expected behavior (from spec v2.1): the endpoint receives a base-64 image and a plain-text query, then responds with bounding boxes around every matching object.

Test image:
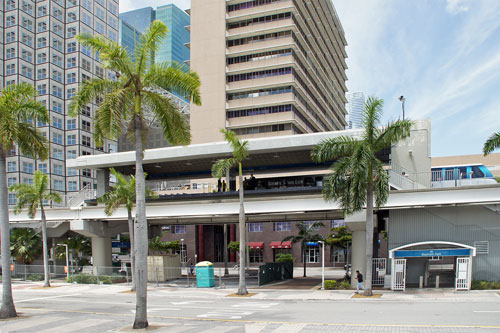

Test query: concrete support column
[351,230,367,288]
[96,169,110,198]
[91,236,112,275]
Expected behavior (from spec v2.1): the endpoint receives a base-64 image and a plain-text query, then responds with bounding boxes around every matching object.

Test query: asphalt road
[1,284,500,332]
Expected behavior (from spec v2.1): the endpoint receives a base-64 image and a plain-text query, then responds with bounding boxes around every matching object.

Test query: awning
[269,241,292,249]
[248,242,264,249]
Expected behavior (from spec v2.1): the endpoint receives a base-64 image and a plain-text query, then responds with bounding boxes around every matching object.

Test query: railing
[388,164,430,190]
[68,184,96,208]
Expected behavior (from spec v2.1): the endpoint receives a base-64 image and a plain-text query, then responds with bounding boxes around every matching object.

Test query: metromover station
[9,120,500,291]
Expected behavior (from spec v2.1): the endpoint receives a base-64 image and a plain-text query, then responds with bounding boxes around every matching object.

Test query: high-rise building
[2,0,119,206]
[118,3,191,152]
[119,4,190,65]
[189,0,348,143]
[345,92,365,129]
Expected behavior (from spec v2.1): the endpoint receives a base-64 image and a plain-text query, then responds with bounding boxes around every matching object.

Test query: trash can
[196,261,215,288]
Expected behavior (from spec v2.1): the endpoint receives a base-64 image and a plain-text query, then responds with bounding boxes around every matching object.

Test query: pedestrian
[222,180,227,192]
[190,263,195,276]
[217,178,222,192]
[355,270,365,294]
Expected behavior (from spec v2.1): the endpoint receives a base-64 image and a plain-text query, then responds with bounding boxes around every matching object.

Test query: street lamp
[318,241,325,290]
[398,96,405,120]
[58,243,69,279]
[180,238,185,266]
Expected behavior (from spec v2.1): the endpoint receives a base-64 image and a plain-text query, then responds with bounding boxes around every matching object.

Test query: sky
[120,0,500,157]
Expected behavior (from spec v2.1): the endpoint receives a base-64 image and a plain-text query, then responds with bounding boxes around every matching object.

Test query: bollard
[219,267,223,289]
[155,266,159,287]
[436,275,440,288]
[419,276,423,289]
[126,267,129,285]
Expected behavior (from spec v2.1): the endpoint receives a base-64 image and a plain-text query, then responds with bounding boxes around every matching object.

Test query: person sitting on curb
[355,270,365,294]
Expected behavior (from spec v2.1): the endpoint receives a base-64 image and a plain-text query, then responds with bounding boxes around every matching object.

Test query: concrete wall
[392,119,432,178]
[190,0,227,143]
[389,205,500,281]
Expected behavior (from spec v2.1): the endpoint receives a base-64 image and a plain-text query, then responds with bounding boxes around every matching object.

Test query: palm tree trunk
[128,209,136,292]
[223,224,229,276]
[364,178,374,296]
[0,148,17,318]
[303,244,307,278]
[41,206,50,287]
[132,107,148,329]
[237,163,247,295]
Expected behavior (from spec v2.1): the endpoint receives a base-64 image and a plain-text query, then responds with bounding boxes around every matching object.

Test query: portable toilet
[196,261,215,288]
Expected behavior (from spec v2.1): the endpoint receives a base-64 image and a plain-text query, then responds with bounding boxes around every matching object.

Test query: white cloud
[446,0,469,14]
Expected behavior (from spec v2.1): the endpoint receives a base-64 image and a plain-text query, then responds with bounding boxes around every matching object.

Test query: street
[0,283,499,332]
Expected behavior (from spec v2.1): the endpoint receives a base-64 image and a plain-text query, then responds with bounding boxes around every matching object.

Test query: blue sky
[121,0,500,157]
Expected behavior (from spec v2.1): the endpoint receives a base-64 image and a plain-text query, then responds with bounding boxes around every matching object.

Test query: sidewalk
[10,280,500,302]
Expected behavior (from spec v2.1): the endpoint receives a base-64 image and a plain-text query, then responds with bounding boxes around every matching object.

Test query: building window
[81,120,91,132]
[249,249,264,263]
[331,247,345,263]
[248,223,263,232]
[174,225,186,234]
[52,117,63,129]
[68,181,78,191]
[6,16,16,27]
[8,194,17,205]
[304,221,321,231]
[52,55,63,67]
[306,245,320,263]
[54,180,64,191]
[82,169,92,177]
[52,101,63,114]
[67,12,77,22]
[22,162,34,174]
[67,150,77,159]
[67,27,77,38]
[53,133,63,145]
[6,64,16,76]
[67,41,77,53]
[38,5,47,16]
[6,32,16,43]
[21,33,33,47]
[274,222,291,231]
[6,0,16,10]
[67,134,77,145]
[67,88,76,99]
[67,119,76,130]
[8,178,17,187]
[21,49,33,62]
[7,162,17,172]
[82,135,91,147]
[52,85,62,98]
[21,66,33,79]
[67,72,76,83]
[82,106,91,117]
[38,68,47,79]
[53,148,63,160]
[38,163,48,174]
[54,164,64,176]
[67,57,77,68]
[38,53,47,64]
[6,48,16,59]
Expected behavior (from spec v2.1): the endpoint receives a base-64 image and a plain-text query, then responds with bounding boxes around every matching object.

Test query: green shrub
[339,281,351,289]
[67,273,127,285]
[324,280,338,290]
[472,280,500,290]
[275,253,294,263]
[27,274,43,281]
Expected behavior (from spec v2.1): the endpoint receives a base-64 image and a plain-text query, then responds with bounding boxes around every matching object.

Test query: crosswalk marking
[155,324,195,333]
[0,316,64,333]
[272,323,306,333]
[244,323,267,332]
[198,326,241,333]
[38,319,111,333]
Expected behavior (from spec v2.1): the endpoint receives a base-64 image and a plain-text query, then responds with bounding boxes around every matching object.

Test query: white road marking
[473,310,500,313]
[198,326,241,333]
[129,308,180,314]
[0,316,64,333]
[171,301,212,305]
[15,294,80,303]
[244,322,267,332]
[272,323,306,332]
[38,319,111,332]
[197,310,254,320]
[231,302,279,309]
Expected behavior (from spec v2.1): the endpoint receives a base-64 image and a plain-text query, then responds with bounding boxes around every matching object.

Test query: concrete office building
[345,91,364,129]
[2,0,119,206]
[189,0,349,143]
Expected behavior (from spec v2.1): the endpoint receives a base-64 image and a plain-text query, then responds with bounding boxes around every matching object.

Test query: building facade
[189,0,349,143]
[2,0,119,206]
[345,91,364,129]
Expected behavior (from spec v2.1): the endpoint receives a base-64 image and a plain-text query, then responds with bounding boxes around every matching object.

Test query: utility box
[196,261,215,288]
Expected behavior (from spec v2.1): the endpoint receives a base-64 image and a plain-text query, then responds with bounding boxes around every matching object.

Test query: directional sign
[394,248,471,258]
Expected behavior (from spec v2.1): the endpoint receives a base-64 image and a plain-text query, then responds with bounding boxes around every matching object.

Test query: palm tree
[283,222,324,278]
[483,132,500,156]
[69,21,201,329]
[10,170,61,287]
[98,168,155,291]
[0,83,49,318]
[211,129,249,295]
[10,228,42,266]
[311,96,412,296]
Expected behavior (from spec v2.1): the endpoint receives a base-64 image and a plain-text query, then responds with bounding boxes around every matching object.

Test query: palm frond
[15,123,48,160]
[145,62,201,105]
[212,158,237,179]
[135,20,168,76]
[373,119,413,152]
[373,159,389,208]
[362,96,384,142]
[483,132,500,156]
[142,91,191,146]
[69,78,120,117]
[220,129,249,162]
[311,135,360,163]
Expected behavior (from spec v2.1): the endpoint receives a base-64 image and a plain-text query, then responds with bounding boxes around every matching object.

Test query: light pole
[180,238,185,267]
[58,243,69,279]
[319,241,325,290]
[398,96,405,120]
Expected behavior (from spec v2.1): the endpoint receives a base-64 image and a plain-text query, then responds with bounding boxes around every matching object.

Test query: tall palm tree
[212,129,249,295]
[483,132,500,156]
[98,168,155,291]
[10,170,61,287]
[283,222,324,278]
[311,96,412,296]
[0,83,49,318]
[10,228,42,266]
[69,21,201,329]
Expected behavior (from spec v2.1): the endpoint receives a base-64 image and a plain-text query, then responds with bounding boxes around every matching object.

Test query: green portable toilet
[196,261,215,288]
